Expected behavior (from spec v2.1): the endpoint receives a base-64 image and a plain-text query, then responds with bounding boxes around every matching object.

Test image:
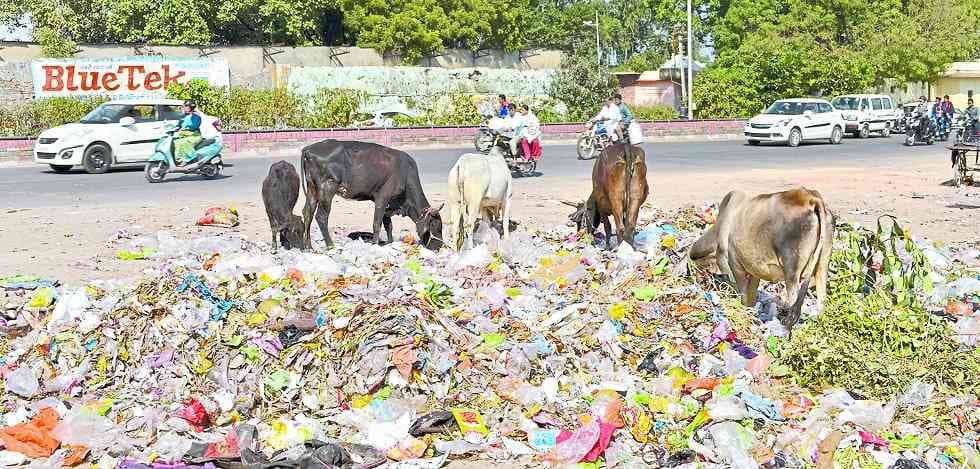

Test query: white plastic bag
[627,121,645,143]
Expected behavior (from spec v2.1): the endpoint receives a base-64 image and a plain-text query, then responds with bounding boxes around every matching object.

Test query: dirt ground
[2,157,979,287]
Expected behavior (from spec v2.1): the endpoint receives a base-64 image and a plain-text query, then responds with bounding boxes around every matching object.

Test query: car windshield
[831,97,859,110]
[80,104,138,124]
[764,101,805,115]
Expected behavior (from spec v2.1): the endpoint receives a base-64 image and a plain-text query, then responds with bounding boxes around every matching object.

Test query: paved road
[0,137,946,209]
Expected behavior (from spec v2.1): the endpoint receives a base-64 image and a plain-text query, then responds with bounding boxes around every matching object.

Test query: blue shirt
[498,104,510,118]
[178,113,202,132]
[619,104,634,124]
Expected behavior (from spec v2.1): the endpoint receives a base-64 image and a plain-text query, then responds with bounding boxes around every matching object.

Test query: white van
[830,94,897,138]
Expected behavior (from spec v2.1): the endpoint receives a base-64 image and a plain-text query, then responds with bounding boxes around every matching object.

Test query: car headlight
[38,137,59,145]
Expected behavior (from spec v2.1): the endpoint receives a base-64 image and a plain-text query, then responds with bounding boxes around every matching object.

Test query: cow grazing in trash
[447,147,513,250]
[261,160,305,252]
[300,140,444,250]
[564,143,649,249]
[687,187,835,331]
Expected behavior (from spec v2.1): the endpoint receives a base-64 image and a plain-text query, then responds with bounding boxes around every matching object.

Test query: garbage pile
[0,208,978,468]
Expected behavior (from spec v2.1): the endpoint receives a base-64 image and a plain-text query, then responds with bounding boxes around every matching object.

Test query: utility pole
[686,0,694,119]
[595,11,601,66]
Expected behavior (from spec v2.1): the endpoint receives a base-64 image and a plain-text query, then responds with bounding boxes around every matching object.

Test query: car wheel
[881,124,891,137]
[788,128,802,147]
[82,143,112,174]
[49,164,72,172]
[905,135,914,146]
[859,124,870,139]
[830,126,843,144]
[747,140,760,146]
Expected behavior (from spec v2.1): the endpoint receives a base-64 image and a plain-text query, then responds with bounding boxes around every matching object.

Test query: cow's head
[280,215,305,251]
[417,204,445,251]
[562,200,594,232]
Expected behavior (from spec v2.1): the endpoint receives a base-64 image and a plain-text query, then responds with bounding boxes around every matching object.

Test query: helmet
[183,100,197,110]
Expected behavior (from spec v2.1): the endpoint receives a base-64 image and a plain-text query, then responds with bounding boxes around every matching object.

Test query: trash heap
[0,208,978,469]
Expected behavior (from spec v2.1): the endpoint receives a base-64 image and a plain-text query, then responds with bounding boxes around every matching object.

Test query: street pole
[686,0,694,119]
[595,11,601,66]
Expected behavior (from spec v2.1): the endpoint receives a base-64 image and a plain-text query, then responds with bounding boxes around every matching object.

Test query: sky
[0,15,32,41]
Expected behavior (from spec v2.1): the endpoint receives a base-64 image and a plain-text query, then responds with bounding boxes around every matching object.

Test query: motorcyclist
[914,96,931,139]
[588,98,622,142]
[497,94,510,118]
[173,100,203,165]
[516,104,542,160]
[965,98,978,143]
[613,93,633,129]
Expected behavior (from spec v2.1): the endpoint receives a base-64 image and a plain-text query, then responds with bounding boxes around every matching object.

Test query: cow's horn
[560,200,579,208]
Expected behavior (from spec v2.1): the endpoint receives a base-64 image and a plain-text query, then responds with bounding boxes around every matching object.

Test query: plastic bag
[706,397,749,421]
[545,419,600,464]
[953,313,979,346]
[836,399,896,432]
[899,382,934,408]
[5,367,39,398]
[706,421,758,469]
[51,406,132,453]
[0,407,60,458]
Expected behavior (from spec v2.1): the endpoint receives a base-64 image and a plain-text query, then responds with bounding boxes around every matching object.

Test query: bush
[632,105,678,121]
[0,97,106,137]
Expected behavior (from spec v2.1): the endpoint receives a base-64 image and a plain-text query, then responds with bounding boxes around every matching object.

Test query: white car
[744,98,845,147]
[34,98,197,174]
[830,94,897,138]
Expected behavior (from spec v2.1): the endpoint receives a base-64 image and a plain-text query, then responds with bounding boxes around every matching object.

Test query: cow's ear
[433,203,445,213]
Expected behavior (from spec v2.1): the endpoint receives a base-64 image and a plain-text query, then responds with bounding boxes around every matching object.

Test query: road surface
[0,137,947,209]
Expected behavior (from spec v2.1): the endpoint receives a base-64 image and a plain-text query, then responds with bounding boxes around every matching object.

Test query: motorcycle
[952,113,980,145]
[145,125,224,183]
[904,113,936,146]
[488,132,539,177]
[576,122,613,160]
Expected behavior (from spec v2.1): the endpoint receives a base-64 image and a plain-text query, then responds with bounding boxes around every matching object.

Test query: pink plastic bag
[546,420,600,464]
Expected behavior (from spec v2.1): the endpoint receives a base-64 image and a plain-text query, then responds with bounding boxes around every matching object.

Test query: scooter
[904,114,935,146]
[145,127,224,183]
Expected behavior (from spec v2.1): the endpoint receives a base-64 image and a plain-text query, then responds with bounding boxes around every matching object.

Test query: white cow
[447,147,513,250]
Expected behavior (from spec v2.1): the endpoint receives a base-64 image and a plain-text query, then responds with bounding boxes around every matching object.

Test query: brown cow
[688,187,835,330]
[565,143,649,249]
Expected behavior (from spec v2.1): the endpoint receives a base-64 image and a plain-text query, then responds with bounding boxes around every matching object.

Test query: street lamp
[583,11,600,66]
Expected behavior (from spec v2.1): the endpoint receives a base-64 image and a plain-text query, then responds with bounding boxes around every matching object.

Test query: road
[0,137,946,209]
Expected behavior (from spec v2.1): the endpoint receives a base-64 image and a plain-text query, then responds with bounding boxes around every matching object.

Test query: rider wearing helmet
[173,100,203,165]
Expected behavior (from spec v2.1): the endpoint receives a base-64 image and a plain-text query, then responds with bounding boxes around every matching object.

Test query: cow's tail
[453,162,466,250]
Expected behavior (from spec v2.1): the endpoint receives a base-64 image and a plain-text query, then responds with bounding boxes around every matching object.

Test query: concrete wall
[932,77,980,110]
[0,42,564,105]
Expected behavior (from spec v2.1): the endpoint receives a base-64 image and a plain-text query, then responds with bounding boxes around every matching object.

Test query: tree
[549,51,617,120]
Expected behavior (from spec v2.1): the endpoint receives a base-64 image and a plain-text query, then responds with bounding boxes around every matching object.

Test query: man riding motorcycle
[173,100,203,165]
[588,98,623,142]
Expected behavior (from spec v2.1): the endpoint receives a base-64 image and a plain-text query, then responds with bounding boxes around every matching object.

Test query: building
[931,61,980,109]
[615,55,703,110]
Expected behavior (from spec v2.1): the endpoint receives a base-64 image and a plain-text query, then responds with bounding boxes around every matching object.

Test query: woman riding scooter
[173,100,203,165]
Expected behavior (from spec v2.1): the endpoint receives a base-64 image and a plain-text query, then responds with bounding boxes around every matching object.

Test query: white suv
[34,98,190,174]
[744,98,845,147]
[831,94,897,138]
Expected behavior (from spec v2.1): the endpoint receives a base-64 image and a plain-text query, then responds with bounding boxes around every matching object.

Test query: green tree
[549,51,617,120]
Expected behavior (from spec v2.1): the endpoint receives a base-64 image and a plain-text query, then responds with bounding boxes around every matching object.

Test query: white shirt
[593,104,621,123]
[522,111,541,140]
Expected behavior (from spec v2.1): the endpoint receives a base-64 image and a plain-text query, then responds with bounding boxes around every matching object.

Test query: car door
[870,98,885,130]
[880,97,895,126]
[802,103,826,139]
[819,103,838,136]
[115,104,165,162]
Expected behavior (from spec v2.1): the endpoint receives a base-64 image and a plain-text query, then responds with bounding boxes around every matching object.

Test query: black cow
[300,140,444,250]
[262,160,305,252]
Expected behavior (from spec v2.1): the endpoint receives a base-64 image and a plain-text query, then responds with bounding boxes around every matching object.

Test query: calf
[565,144,649,249]
[447,147,513,250]
[262,160,304,252]
[300,140,444,250]
[688,187,835,331]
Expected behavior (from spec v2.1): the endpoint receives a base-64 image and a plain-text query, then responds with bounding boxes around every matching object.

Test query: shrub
[0,97,106,137]
[632,105,678,121]
[307,89,367,128]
